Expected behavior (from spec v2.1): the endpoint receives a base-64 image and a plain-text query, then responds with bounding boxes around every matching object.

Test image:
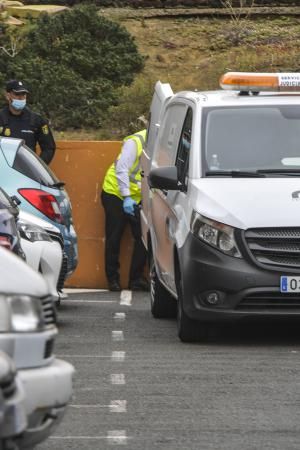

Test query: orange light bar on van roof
[220,72,300,92]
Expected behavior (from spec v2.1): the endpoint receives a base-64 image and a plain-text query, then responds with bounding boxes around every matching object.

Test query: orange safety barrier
[50,140,139,289]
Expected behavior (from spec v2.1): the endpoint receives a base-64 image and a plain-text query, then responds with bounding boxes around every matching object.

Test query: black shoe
[129,278,150,292]
[108,280,121,292]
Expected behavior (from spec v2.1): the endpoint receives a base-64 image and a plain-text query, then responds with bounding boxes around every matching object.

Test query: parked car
[18,210,65,304]
[0,188,67,303]
[0,245,74,448]
[0,351,27,450]
[142,73,300,342]
[0,137,78,277]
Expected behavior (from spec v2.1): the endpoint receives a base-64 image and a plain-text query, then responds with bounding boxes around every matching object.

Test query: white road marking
[120,290,132,306]
[111,351,126,362]
[109,400,127,413]
[63,300,117,304]
[50,436,108,440]
[107,430,127,445]
[58,354,113,358]
[110,373,126,385]
[114,312,126,320]
[70,404,110,409]
[112,330,124,341]
[64,288,107,293]
[50,434,129,442]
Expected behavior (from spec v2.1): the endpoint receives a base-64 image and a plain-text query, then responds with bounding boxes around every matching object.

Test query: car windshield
[202,105,300,174]
[12,144,60,187]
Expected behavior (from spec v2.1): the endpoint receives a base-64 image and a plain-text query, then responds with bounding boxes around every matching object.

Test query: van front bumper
[17,358,74,448]
[179,232,300,322]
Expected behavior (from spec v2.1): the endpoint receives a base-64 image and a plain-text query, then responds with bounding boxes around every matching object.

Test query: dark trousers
[101,190,147,284]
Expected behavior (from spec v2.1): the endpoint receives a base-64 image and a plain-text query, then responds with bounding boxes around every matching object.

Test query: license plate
[280,276,300,293]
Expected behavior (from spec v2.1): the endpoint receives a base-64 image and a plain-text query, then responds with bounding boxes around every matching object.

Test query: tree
[0,4,144,129]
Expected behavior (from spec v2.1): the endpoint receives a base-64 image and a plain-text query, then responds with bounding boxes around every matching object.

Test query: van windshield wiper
[206,170,265,178]
[257,169,300,176]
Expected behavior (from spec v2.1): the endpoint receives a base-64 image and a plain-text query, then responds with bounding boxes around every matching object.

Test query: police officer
[0,80,56,165]
[101,129,149,292]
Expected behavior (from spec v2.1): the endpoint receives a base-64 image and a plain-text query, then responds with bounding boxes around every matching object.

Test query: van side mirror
[148,166,181,191]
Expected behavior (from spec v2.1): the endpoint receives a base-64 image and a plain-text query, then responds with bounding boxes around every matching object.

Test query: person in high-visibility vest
[101,129,149,292]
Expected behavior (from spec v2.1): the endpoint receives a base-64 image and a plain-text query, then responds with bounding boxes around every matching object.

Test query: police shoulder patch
[4,128,11,137]
[42,124,49,135]
[0,127,3,134]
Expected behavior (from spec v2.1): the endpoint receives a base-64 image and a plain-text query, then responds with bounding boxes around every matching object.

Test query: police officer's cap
[5,79,29,94]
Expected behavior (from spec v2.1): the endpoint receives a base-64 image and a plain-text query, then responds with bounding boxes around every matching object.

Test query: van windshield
[203,105,300,174]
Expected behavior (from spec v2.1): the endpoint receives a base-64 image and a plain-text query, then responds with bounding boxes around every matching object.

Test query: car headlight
[17,222,52,243]
[0,295,43,332]
[190,211,241,258]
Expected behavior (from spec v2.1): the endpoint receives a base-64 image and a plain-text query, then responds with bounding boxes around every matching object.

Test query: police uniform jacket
[0,106,56,165]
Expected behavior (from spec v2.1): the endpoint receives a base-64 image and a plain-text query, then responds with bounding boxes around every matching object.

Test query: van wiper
[206,170,265,178]
[257,169,300,176]
[50,181,65,188]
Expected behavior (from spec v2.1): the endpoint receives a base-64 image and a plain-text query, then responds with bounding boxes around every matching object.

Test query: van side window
[176,108,193,192]
[153,104,187,167]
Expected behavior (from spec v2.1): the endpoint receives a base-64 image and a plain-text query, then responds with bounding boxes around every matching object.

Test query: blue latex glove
[123,197,136,216]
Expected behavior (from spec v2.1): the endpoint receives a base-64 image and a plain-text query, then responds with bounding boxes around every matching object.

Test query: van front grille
[44,339,54,359]
[41,296,56,326]
[244,227,300,270]
[57,252,68,292]
[0,374,16,399]
[237,292,300,310]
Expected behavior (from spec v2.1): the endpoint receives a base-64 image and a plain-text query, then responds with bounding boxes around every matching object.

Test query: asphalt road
[38,289,300,450]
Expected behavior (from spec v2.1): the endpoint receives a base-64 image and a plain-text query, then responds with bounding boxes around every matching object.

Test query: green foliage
[98,76,154,139]
[0,4,144,129]
[20,0,300,6]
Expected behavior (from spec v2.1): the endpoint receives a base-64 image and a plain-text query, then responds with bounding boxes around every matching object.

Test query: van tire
[150,255,177,318]
[176,275,208,342]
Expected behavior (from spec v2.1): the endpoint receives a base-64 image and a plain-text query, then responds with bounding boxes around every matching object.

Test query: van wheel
[150,255,177,318]
[177,279,208,343]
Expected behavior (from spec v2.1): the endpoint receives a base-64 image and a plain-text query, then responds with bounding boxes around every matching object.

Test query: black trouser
[101,190,147,285]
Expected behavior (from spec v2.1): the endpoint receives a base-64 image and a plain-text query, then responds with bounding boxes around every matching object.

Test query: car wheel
[176,275,208,343]
[150,255,177,318]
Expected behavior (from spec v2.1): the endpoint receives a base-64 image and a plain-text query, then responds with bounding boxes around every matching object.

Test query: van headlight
[190,212,241,258]
[0,295,43,332]
[18,222,52,243]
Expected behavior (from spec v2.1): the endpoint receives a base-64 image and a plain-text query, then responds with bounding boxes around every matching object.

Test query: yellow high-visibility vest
[102,129,147,203]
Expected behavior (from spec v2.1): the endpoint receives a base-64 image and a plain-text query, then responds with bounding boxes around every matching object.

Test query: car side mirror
[148,166,182,191]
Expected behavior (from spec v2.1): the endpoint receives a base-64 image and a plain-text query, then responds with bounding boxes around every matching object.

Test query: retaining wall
[51,140,138,289]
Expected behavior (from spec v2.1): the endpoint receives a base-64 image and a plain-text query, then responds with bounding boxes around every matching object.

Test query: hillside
[57,6,300,139]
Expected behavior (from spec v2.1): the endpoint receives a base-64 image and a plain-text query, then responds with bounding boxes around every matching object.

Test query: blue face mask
[11,98,26,111]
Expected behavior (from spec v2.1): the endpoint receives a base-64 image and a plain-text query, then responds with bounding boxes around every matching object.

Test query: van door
[150,102,190,292]
[140,81,173,249]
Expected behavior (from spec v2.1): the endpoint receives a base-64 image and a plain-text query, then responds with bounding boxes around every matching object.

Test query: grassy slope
[57,7,300,139]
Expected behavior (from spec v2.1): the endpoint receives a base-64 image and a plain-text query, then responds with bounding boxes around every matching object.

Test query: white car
[0,246,74,448]
[18,210,66,304]
[142,72,300,341]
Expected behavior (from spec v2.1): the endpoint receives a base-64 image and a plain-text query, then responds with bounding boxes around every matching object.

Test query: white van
[0,350,27,448]
[0,246,74,447]
[141,72,300,342]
